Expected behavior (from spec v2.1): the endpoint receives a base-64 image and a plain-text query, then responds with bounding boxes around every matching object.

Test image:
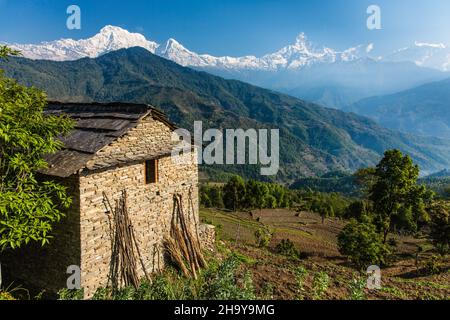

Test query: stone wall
[79,116,199,297]
[1,115,200,298]
[198,224,216,252]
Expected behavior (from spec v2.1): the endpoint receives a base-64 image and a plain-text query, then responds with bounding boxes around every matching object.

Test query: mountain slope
[5,25,448,110]
[1,47,450,180]
[346,78,450,139]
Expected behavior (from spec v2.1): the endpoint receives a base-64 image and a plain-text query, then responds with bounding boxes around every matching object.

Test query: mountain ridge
[345,77,450,139]
[6,25,450,109]
[6,25,450,72]
[1,47,450,181]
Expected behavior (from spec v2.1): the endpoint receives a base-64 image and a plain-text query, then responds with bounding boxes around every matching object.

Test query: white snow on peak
[5,25,450,72]
[8,25,159,61]
[414,41,446,49]
[386,40,450,71]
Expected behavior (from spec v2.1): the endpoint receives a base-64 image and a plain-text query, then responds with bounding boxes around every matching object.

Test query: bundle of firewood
[164,194,207,279]
[103,190,149,291]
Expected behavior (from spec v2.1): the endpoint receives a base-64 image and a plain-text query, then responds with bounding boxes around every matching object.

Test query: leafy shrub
[260,283,274,300]
[254,227,273,248]
[57,288,84,300]
[312,271,329,300]
[348,277,366,300]
[201,256,256,300]
[91,287,110,300]
[344,200,371,221]
[338,220,390,270]
[276,239,301,259]
[294,266,308,300]
[428,202,450,255]
[424,255,442,275]
[0,291,15,300]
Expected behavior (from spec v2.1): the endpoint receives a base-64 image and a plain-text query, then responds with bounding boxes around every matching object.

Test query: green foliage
[0,291,15,300]
[260,282,274,300]
[445,186,450,199]
[338,219,390,270]
[0,46,74,251]
[294,266,308,300]
[223,176,246,211]
[276,239,301,259]
[201,255,256,300]
[428,202,450,255]
[254,227,273,248]
[200,185,224,208]
[60,254,257,300]
[369,150,433,243]
[291,171,361,197]
[294,189,350,219]
[353,167,377,196]
[245,179,269,209]
[57,288,84,300]
[202,175,293,211]
[348,277,367,300]
[419,174,450,199]
[312,271,329,300]
[344,200,372,222]
[424,255,442,275]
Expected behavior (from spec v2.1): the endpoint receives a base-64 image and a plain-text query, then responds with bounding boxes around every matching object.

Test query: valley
[2,47,450,181]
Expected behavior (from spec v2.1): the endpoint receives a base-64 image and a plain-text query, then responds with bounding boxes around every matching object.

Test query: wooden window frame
[145,159,158,184]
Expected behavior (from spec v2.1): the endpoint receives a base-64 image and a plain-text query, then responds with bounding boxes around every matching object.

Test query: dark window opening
[145,159,158,184]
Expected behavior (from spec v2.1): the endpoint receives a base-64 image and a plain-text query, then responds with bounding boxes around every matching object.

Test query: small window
[145,159,158,184]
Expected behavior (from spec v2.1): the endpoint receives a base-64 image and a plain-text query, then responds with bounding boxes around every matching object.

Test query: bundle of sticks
[103,190,149,292]
[164,193,207,279]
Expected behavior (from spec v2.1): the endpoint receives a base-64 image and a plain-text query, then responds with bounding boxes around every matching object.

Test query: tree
[353,167,377,196]
[244,180,260,209]
[200,187,212,208]
[0,45,74,251]
[209,186,224,208]
[428,202,450,256]
[369,150,431,243]
[223,175,246,211]
[344,200,371,222]
[338,219,390,270]
[444,186,450,199]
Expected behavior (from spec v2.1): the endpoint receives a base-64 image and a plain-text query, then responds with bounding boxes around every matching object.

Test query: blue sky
[1,0,450,56]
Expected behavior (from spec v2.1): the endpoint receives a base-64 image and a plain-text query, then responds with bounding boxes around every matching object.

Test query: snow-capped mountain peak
[157,38,212,67]
[8,25,159,61]
[414,41,446,49]
[386,40,450,71]
[5,25,450,72]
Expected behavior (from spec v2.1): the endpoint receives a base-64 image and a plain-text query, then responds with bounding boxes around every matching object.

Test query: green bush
[348,277,366,300]
[312,271,329,300]
[294,266,308,300]
[276,239,301,259]
[338,220,390,270]
[424,255,442,275]
[428,202,450,255]
[201,256,256,300]
[254,227,273,248]
[57,288,84,300]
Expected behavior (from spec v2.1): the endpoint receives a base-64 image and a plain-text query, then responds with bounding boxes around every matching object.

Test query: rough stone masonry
[1,102,215,297]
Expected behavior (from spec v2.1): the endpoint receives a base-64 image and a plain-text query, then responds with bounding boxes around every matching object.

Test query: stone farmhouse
[2,102,211,297]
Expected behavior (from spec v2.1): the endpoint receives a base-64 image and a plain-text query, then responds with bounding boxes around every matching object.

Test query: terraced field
[200,208,450,300]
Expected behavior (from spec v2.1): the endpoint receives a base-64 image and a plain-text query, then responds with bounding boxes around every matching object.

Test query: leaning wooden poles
[164,193,207,279]
[103,190,149,292]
